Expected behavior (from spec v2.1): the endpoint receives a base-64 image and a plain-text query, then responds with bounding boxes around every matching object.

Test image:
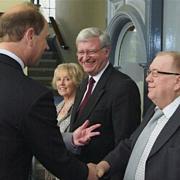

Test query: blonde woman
[52,63,86,132]
[44,63,89,180]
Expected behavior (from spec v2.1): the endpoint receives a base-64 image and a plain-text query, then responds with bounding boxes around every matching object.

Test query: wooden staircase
[28,50,58,90]
[28,16,69,92]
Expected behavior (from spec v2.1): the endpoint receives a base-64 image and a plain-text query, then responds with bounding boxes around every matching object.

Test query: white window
[34,0,55,22]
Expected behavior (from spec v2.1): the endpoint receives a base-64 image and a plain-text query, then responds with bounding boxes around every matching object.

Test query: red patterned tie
[78,77,95,115]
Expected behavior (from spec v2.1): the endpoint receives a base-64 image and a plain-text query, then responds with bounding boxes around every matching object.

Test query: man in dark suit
[96,51,180,180]
[0,3,99,180]
[69,27,141,171]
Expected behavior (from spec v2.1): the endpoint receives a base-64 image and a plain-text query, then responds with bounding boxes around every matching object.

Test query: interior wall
[163,0,180,51]
[55,0,107,63]
[0,0,29,12]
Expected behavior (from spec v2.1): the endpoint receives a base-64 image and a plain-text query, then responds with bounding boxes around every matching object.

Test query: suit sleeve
[103,138,132,178]
[62,132,81,154]
[22,90,88,180]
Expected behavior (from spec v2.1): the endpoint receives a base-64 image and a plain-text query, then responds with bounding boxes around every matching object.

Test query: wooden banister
[49,16,69,50]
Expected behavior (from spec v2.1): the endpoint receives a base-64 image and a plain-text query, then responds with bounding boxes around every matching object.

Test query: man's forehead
[4,4,34,16]
[150,54,173,68]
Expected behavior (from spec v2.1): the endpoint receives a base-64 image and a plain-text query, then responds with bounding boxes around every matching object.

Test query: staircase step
[41,51,58,59]
[30,75,51,81]
[28,49,60,91]
[28,68,54,76]
[36,59,58,68]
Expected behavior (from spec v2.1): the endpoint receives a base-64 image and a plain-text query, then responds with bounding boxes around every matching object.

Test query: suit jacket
[70,63,141,163]
[105,104,180,180]
[0,54,87,180]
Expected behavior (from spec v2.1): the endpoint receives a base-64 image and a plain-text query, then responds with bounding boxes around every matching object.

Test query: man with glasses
[69,27,141,179]
[95,51,180,180]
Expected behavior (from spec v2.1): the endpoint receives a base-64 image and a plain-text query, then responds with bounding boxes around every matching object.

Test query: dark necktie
[78,77,95,115]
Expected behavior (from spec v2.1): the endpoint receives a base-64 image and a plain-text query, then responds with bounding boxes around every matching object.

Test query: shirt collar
[0,49,25,69]
[89,61,109,83]
[161,96,180,119]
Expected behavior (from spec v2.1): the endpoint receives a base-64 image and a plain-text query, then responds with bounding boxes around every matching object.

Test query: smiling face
[146,53,180,108]
[76,37,110,76]
[55,70,77,99]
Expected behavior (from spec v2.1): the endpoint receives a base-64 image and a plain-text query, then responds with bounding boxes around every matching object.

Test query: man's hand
[73,120,101,146]
[87,163,99,180]
[96,161,110,178]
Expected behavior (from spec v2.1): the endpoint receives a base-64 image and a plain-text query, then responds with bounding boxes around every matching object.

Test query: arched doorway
[107,5,147,114]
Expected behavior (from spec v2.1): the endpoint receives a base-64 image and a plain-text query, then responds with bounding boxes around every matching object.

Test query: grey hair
[76,27,111,48]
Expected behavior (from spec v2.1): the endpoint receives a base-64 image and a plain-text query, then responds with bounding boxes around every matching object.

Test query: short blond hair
[52,63,86,89]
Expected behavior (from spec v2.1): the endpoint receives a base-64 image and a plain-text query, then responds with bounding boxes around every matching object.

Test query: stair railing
[49,16,69,50]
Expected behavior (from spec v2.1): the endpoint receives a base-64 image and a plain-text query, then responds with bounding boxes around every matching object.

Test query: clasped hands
[87,161,110,180]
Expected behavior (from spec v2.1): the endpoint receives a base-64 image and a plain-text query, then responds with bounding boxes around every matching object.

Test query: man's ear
[104,46,111,57]
[174,75,180,92]
[24,27,35,47]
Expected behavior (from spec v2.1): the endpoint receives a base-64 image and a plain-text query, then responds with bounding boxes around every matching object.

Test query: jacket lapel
[75,78,88,111]
[79,88,105,119]
[70,78,88,124]
[149,105,180,158]
[72,64,114,123]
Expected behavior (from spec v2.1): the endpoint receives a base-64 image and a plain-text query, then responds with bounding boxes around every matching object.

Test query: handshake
[87,161,110,180]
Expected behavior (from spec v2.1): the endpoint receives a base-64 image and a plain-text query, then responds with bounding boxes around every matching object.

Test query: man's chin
[83,67,93,74]
[147,93,153,100]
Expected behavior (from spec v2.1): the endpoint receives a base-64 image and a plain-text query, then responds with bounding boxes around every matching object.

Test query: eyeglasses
[147,69,180,77]
[77,47,105,57]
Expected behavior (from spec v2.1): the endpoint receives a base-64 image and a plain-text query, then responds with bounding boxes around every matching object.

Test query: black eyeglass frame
[147,69,180,77]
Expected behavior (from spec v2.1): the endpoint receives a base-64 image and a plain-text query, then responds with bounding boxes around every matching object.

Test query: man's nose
[146,72,153,82]
[82,53,90,60]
